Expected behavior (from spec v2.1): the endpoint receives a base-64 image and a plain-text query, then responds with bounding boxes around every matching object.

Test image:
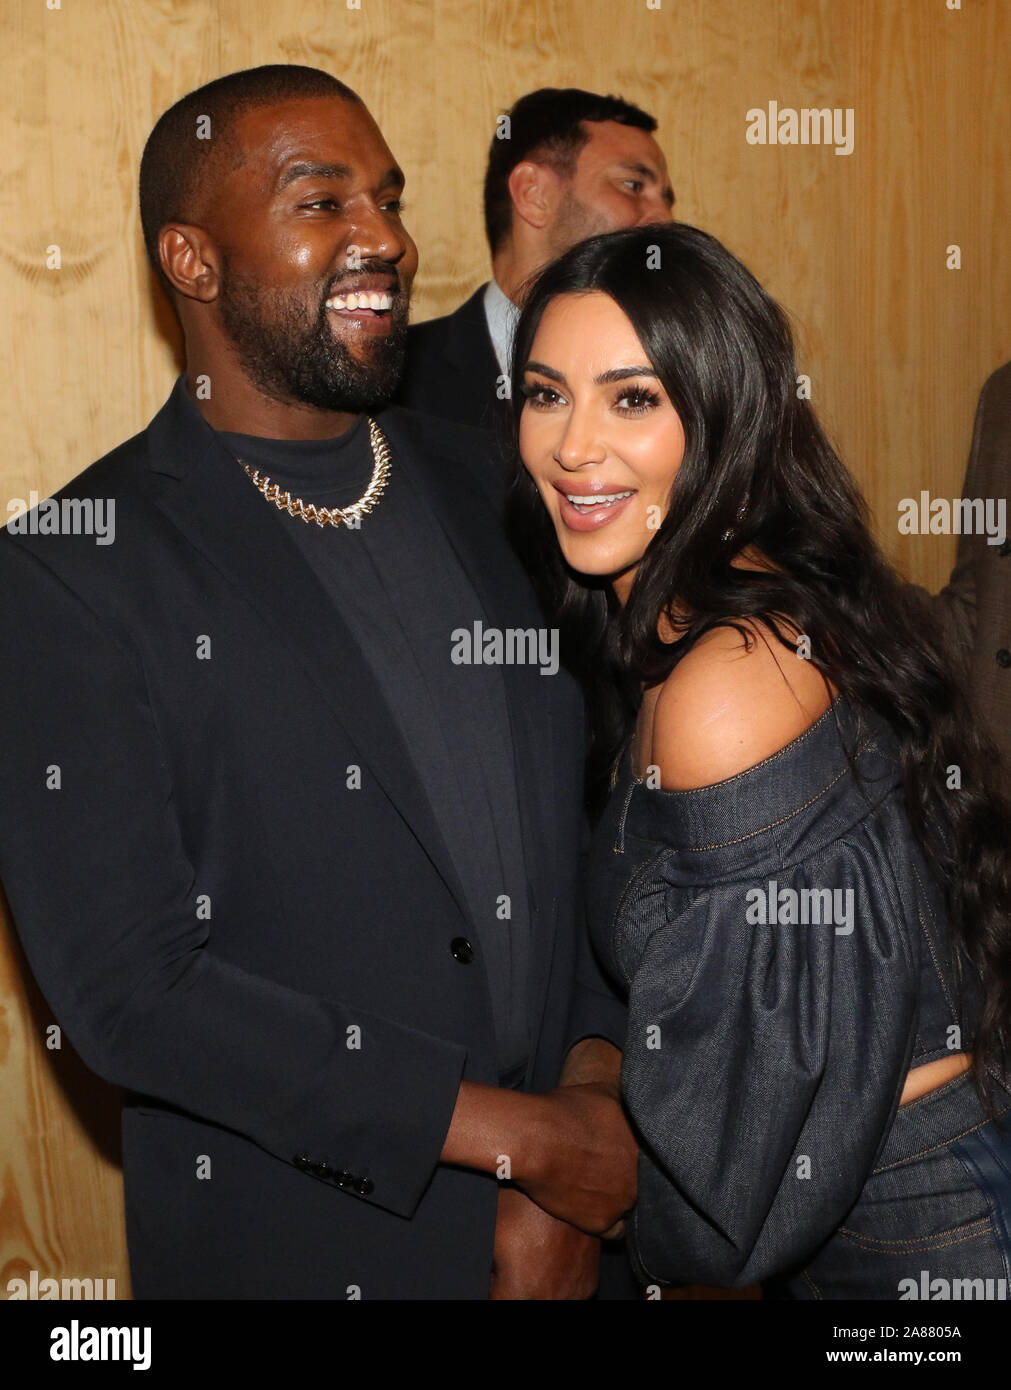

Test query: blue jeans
[786,1069,1011,1299]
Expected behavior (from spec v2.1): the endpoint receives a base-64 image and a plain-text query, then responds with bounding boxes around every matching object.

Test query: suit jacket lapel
[143,378,474,929]
[442,285,498,380]
[378,409,565,1034]
[442,285,511,435]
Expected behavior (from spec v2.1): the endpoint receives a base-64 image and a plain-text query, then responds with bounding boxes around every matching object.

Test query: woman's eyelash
[615,387,660,413]
[520,381,562,406]
[520,380,661,413]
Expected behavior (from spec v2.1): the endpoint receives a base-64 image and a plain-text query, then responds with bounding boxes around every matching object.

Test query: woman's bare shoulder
[648,618,834,791]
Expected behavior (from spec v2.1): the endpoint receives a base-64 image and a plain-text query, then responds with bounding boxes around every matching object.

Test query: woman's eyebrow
[523,360,566,384]
[523,361,658,385]
[595,366,658,384]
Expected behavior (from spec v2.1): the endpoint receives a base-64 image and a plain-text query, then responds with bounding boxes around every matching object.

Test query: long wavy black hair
[505,222,1011,1108]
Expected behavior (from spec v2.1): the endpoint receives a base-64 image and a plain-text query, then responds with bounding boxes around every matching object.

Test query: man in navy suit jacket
[934,363,1011,800]
[396,87,675,435]
[0,65,637,1300]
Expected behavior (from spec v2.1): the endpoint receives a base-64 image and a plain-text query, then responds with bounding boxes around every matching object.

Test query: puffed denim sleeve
[600,706,932,1288]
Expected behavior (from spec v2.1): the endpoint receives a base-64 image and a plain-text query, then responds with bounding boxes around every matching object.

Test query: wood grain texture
[1,0,1007,1300]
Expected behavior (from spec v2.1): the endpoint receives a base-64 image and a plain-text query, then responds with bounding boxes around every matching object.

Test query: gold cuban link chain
[238,417,392,528]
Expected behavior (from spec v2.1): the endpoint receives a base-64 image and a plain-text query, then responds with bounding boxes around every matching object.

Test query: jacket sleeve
[933,373,993,666]
[620,831,921,1287]
[0,537,466,1220]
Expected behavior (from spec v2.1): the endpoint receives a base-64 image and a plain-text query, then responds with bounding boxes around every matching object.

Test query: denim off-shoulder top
[586,696,984,1288]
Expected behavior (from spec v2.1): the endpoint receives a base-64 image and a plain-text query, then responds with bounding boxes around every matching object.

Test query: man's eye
[303,198,340,211]
[381,199,406,215]
[622,179,645,194]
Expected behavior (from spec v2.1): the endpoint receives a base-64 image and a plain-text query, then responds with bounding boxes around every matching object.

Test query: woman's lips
[554,487,638,532]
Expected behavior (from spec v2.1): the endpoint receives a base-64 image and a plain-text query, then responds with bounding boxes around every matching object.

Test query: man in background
[935,362,1011,799]
[396,87,675,433]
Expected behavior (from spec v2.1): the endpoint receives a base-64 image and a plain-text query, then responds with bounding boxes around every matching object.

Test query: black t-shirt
[215,412,531,1084]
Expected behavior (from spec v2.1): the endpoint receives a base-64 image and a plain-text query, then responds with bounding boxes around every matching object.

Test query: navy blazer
[0,377,625,1299]
[395,284,513,438]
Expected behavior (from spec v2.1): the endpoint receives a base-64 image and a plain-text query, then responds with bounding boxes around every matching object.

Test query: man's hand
[440,1039,637,1238]
[512,1038,635,1238]
[490,1186,601,1300]
[512,1079,638,1236]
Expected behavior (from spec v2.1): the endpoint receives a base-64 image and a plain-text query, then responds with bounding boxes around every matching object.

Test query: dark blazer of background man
[935,361,1011,799]
[0,66,636,1301]
[395,87,675,434]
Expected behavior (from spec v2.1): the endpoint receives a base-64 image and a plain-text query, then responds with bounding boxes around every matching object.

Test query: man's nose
[345,202,411,264]
[637,193,674,225]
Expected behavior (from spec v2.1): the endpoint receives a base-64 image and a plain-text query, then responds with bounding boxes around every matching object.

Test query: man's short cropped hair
[482,87,658,256]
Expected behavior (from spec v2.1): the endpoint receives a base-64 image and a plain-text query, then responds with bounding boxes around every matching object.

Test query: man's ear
[507,161,562,233]
[158,224,222,303]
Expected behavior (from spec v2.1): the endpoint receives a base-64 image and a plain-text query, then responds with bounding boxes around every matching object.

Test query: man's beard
[547,190,617,259]
[216,259,409,414]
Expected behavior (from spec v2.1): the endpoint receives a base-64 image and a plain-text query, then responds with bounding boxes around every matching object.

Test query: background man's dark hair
[482,87,658,256]
[139,64,360,295]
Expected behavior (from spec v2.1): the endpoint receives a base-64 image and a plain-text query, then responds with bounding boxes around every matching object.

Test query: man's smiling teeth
[565,491,635,508]
[326,291,393,312]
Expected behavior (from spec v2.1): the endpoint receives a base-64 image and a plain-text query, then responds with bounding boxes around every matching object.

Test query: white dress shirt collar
[482,278,521,377]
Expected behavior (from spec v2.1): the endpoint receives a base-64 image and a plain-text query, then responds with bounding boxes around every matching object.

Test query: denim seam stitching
[660,762,853,855]
[909,857,958,1020]
[837,1217,991,1248]
[835,1218,992,1255]
[871,1100,1011,1173]
[895,1068,977,1116]
[612,773,638,854]
[609,845,681,934]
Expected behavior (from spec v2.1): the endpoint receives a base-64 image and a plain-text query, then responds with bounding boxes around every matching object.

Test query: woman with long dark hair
[508,222,1011,1297]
